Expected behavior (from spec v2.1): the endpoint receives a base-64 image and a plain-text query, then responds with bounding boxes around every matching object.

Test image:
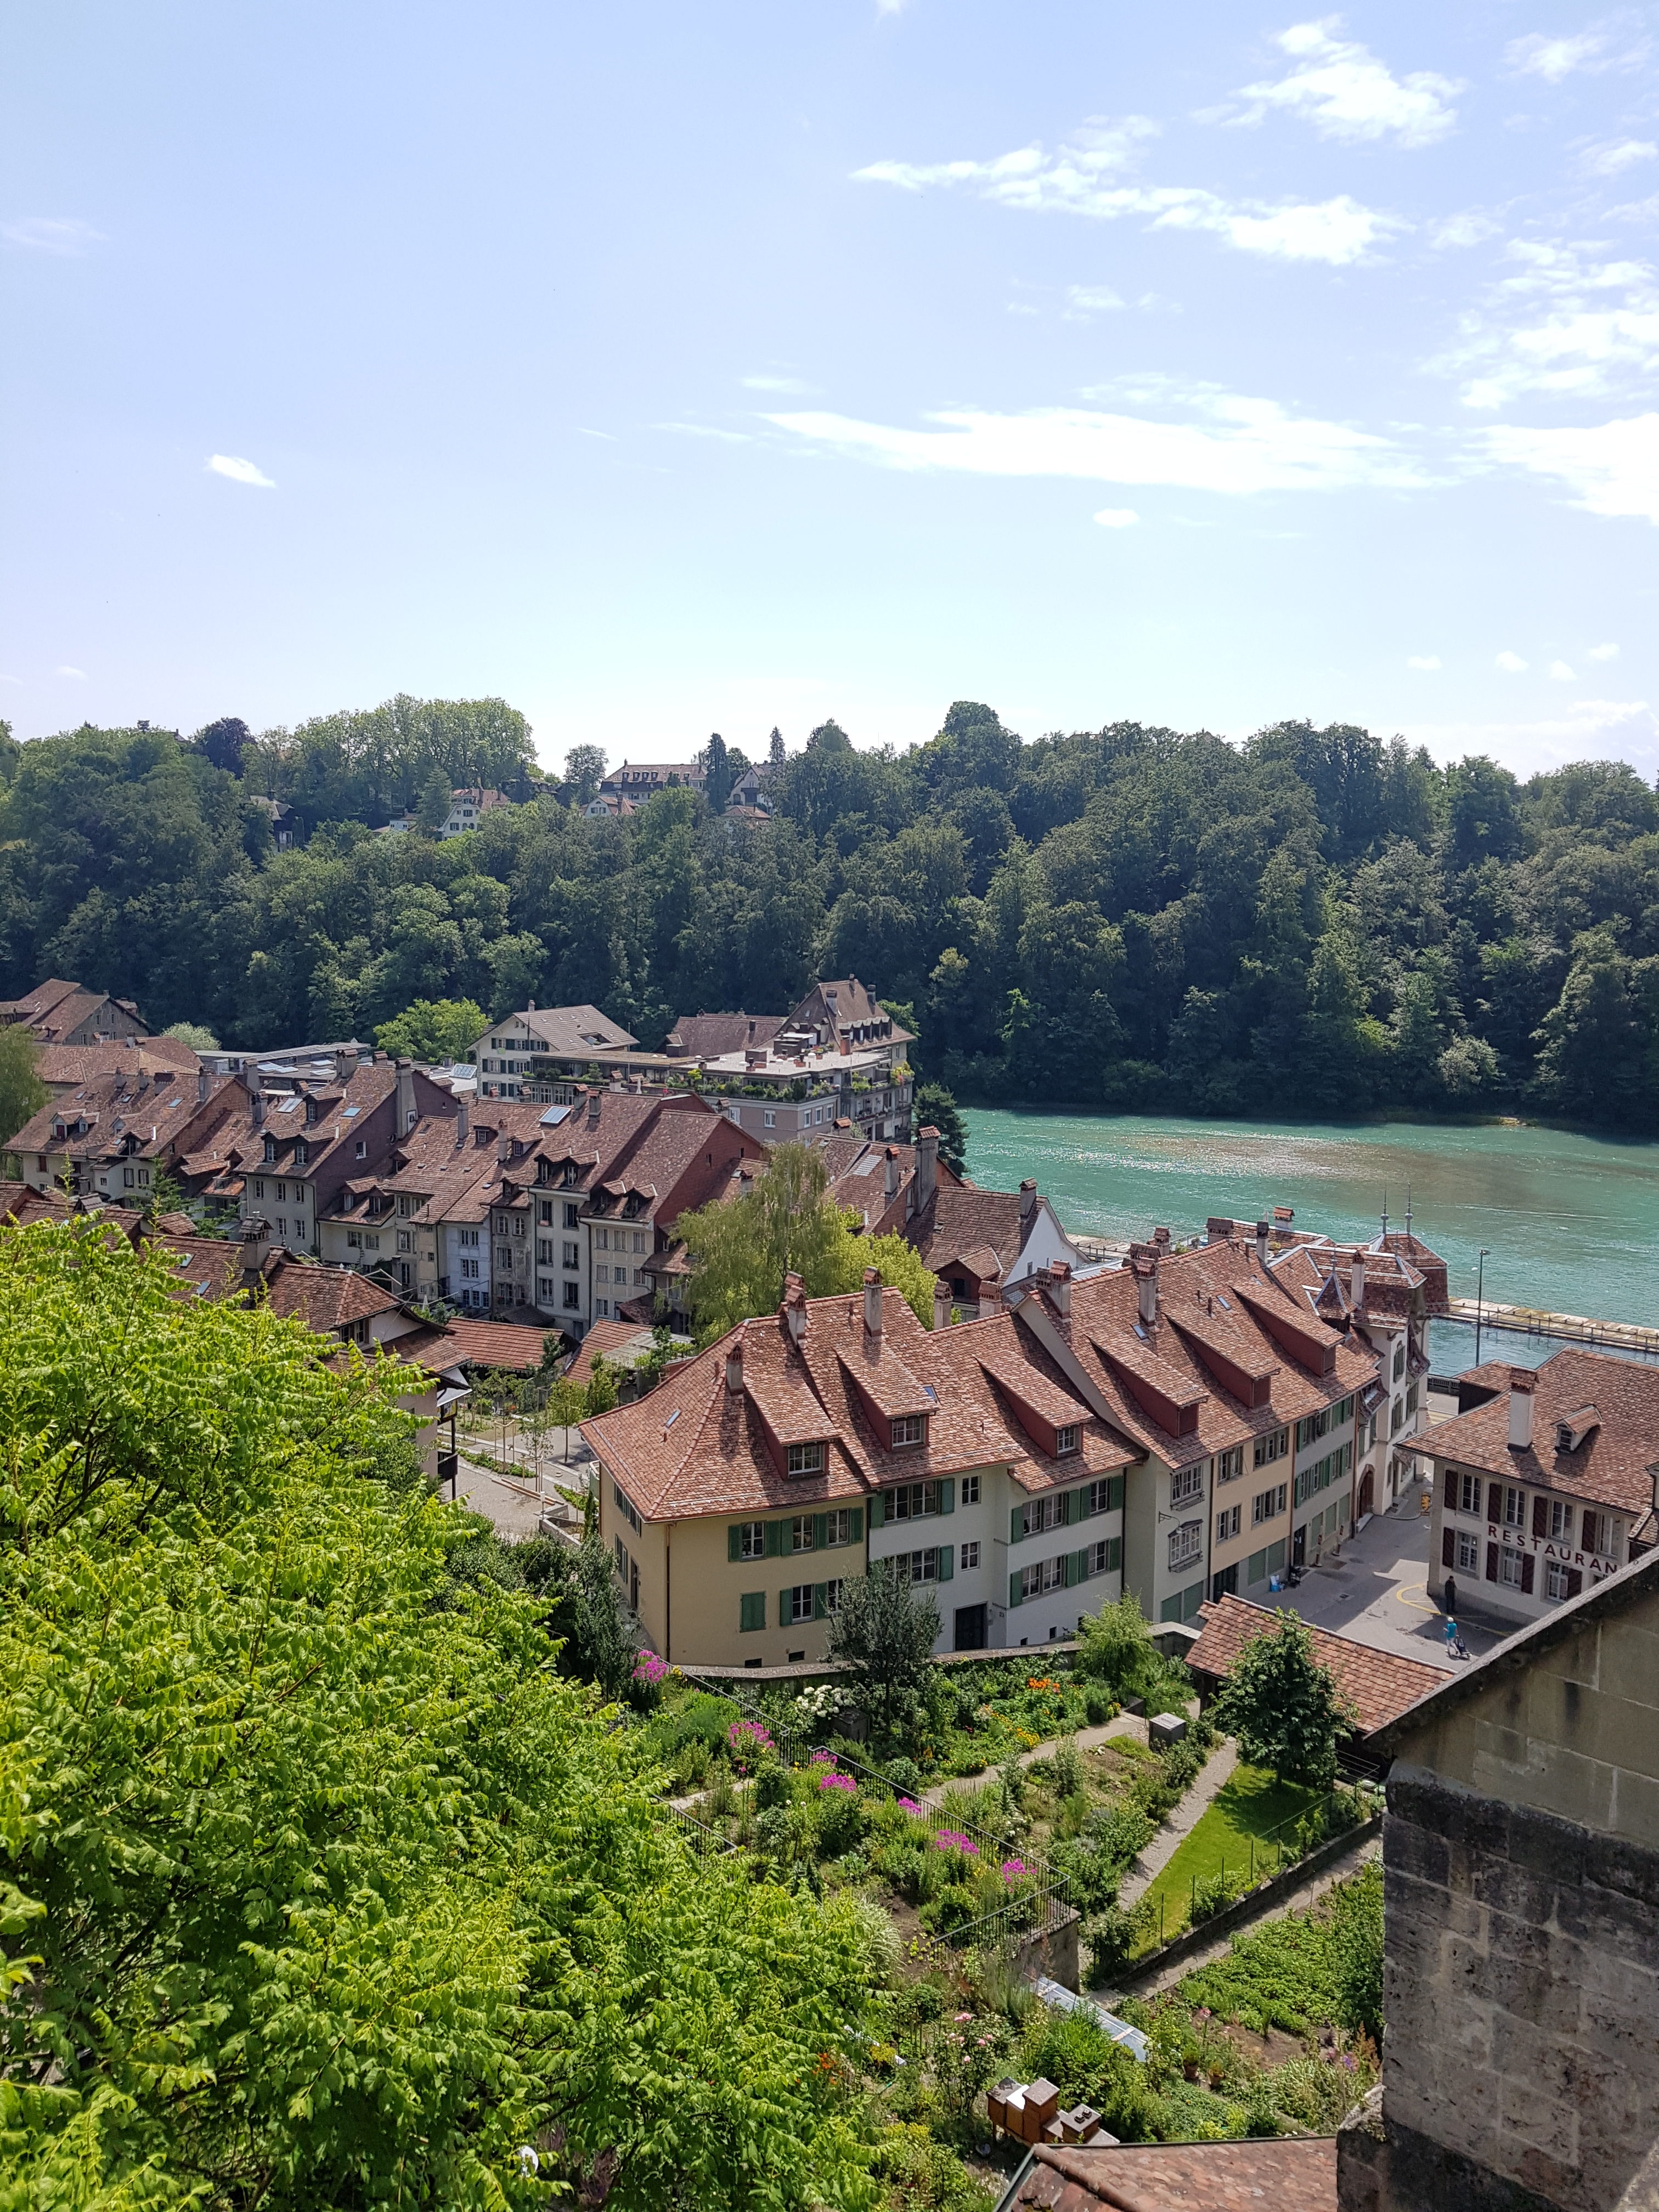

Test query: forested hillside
[3,697,1658,1130]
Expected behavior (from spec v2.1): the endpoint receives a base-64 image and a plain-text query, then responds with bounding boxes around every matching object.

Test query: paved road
[1270,1498,1502,1669]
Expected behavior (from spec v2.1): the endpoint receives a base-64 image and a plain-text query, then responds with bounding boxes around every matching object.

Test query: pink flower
[933,1830,979,1855]
[897,1796,921,1813]
[818,1771,857,1793]
[811,1748,836,1765]
[1001,1857,1025,1880]
[726,1719,774,1767]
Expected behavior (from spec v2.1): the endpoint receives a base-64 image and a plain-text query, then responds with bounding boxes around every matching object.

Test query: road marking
[1395,1581,1438,1616]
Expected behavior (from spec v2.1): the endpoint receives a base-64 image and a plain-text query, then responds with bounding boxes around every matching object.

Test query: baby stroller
[1444,1616,1470,1661]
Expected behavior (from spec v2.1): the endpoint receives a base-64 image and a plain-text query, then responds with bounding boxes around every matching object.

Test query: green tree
[373,995,488,1063]
[915,1081,968,1175]
[162,1019,220,1051]
[1211,1611,1356,1787]
[564,743,607,804]
[0,1024,47,1147]
[0,1220,878,2209]
[1075,1591,1166,1704]
[416,766,454,834]
[825,1561,942,1745]
[703,732,733,814]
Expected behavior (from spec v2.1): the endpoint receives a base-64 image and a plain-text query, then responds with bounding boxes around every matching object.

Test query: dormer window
[263,1136,276,1163]
[787,1442,825,1476]
[1055,1424,1081,1457]
[890,1415,927,1449]
[292,1140,308,1167]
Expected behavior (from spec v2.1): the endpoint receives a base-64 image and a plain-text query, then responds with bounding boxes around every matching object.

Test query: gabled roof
[1002,2139,1336,2212]
[36,1036,199,1088]
[663,1011,786,1059]
[510,1004,639,1056]
[1402,1346,1659,1517]
[910,1185,1071,1287]
[1187,1594,1443,1737]
[8,1070,232,1164]
[0,978,148,1041]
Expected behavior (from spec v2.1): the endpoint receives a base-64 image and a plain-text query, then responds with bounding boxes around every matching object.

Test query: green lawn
[1134,1765,1325,1950]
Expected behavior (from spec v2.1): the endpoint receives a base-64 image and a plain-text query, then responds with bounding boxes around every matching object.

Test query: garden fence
[1142,1776,1383,1952]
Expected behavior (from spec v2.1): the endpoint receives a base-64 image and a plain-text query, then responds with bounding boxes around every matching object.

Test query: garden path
[913,1712,1152,1809]
[1116,1739,1240,1909]
[1113,1825,1383,2002]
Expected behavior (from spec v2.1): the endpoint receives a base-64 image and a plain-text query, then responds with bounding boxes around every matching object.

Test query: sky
[3,2,1658,778]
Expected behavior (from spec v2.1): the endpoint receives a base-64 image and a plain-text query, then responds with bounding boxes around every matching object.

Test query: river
[960,1109,1659,1372]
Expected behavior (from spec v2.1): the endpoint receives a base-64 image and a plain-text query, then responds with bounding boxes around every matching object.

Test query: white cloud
[655,422,751,442]
[1223,19,1462,146]
[1589,640,1621,659]
[1094,507,1140,526]
[577,426,617,440]
[1496,651,1528,672]
[1550,659,1577,679]
[207,454,275,488]
[56,665,86,679]
[854,119,1402,264]
[1439,239,1659,408]
[1407,654,1441,669]
[742,373,814,393]
[767,387,1427,498]
[1430,211,1502,250]
[1403,696,1659,774]
[1506,30,1616,81]
[1,216,102,255]
[1064,284,1126,319]
[1480,411,1659,523]
[1583,138,1658,177]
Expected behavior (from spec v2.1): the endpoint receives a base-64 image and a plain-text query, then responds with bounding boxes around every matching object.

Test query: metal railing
[1136,1778,1381,1953]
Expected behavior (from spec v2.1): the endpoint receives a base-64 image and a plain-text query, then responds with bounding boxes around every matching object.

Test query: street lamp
[1475,1248,1491,1367]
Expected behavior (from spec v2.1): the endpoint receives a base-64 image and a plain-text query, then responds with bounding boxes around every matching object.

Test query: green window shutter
[1010,1505,1025,1545]
[1107,1537,1121,1573]
[727,1525,742,1562]
[1072,1547,1088,1584]
[1009,1570,1023,1609]
[937,1544,953,1582]
[850,1507,864,1541]
[1107,1475,1124,1513]
[939,1477,954,1515]
[813,1513,827,1550]
[780,1585,792,1625]
[813,1581,828,1619]
[870,1492,884,1529]
[740,1591,765,1632]
[765,1519,783,1558]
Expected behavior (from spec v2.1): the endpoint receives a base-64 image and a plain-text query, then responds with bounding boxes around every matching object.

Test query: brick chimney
[917,1126,939,1212]
[1047,1259,1072,1316]
[726,1341,744,1395]
[884,1147,899,1202]
[1509,1368,1536,1449]
[1131,1245,1159,1327]
[196,1069,209,1104]
[1020,1178,1037,1224]
[783,1271,809,1343]
[933,1278,950,1331]
[863,1266,883,1337]
[396,1059,416,1135]
[455,1100,469,1148]
[1153,1225,1171,1253]
[1255,1218,1269,1266]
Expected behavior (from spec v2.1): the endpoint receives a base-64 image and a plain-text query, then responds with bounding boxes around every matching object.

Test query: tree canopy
[4,698,1659,1129]
[1211,1612,1357,1788]
[0,1220,879,2209]
[0,1024,46,1148]
[372,994,488,1062]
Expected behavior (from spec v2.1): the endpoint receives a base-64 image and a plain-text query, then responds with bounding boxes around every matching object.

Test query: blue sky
[3,2,1657,776]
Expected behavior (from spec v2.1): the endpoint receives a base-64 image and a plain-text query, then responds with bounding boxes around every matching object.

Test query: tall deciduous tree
[1212,1611,1356,1787]
[373,995,488,1062]
[0,1022,46,1146]
[825,1561,942,1744]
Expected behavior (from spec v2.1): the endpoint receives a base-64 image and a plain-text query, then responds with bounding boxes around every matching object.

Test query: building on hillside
[472,1005,644,1100]
[34,1034,201,1098]
[597,760,706,803]
[583,1273,1135,1665]
[198,1039,375,1079]
[438,786,511,837]
[910,1172,1084,1317]
[668,979,915,1142]
[1011,1228,1377,1624]
[1407,1347,1659,1629]
[1186,1593,1443,1758]
[247,795,297,849]
[0,978,150,1046]
[1337,1545,1659,2212]
[663,1011,786,1061]
[5,1066,230,1205]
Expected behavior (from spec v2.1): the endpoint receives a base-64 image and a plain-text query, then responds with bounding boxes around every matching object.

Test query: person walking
[1444,1573,1458,1620]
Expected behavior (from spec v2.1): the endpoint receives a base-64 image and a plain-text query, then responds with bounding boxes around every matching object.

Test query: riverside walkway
[1444,1297,1659,1358]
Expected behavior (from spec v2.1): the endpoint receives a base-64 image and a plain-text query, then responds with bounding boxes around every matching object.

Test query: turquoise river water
[961,1109,1659,1371]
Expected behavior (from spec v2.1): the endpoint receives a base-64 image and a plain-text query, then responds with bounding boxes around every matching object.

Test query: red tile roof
[664,1011,786,1059]
[1009,2138,1336,2211]
[36,1036,199,1089]
[1403,1345,1659,1516]
[439,1317,554,1369]
[566,1318,659,1383]
[8,1069,233,1165]
[1187,1593,1443,1736]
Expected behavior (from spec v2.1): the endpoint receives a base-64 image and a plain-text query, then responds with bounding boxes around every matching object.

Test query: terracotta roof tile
[439,1317,554,1369]
[1187,1594,1442,1736]
[1011,2138,1336,2211]
[1404,1346,1659,1515]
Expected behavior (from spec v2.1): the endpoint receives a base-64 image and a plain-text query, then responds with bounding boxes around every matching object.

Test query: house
[597,760,706,803]
[674,978,915,1142]
[1338,1544,1659,2212]
[663,1011,786,1061]
[1408,1347,1659,1629]
[1186,1593,1444,1752]
[472,1005,642,1100]
[247,795,297,849]
[34,1034,201,1098]
[1010,1228,1378,1626]
[438,786,512,838]
[583,1272,1135,1665]
[825,1130,960,1238]
[5,1066,231,1205]
[0,978,150,1046]
[565,1317,664,1386]
[909,1172,1084,1316]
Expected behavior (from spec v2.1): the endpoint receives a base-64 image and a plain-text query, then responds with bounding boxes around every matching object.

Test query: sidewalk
[1272,1500,1503,1670]
[1119,1738,1240,1909]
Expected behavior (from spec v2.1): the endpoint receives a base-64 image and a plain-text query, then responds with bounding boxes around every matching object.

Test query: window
[1171,1464,1205,1506]
[1217,1504,1241,1543]
[1547,1498,1571,1539]
[961,1539,981,1570]
[763,1111,776,1129]
[1252,1482,1287,1525]
[821,1577,845,1615]
[961,1474,980,1505]
[613,1482,642,1536]
[787,1442,826,1476]
[891,1414,927,1449]
[537,1276,556,1302]
[784,1584,813,1624]
[1457,1531,1479,1573]
[459,1228,479,1247]
[1502,1485,1526,1530]
[1583,1510,1610,1556]
[563,1202,579,1229]
[613,1536,628,1580]
[596,1299,610,1318]
[1393,1341,1406,1380]
[1254,1427,1289,1468]
[740,1591,765,1632]
[595,1265,608,1285]
[889,1480,939,1521]
[1296,1409,1332,1451]
[790,1516,815,1554]
[1459,1470,1482,1516]
[397,1231,413,1254]
[1390,1398,1404,1436]
[1217,1447,1244,1482]
[1018,1495,1063,1538]
[275,1182,286,1203]
[894,1548,941,1585]
[734,1521,766,1560]
[1086,1537,1120,1577]
[595,1227,608,1251]
[562,1282,580,1310]
[1055,1424,1081,1457]
[1545,1560,1575,1600]
[1499,1547,1526,1588]
[1405,1381,1420,1415]
[562,1242,579,1270]
[823,1509,855,1548]
[1169,1520,1203,1570]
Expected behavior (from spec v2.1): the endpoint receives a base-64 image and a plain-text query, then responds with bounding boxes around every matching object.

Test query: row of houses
[583,1214,1448,1667]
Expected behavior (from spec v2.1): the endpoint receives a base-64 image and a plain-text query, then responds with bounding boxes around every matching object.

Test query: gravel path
[1116,1738,1240,1908]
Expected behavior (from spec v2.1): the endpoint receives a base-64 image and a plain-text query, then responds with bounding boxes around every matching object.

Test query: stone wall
[1339,1765,1659,2212]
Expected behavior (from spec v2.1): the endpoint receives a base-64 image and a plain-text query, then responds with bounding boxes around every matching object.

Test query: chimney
[1132,1250,1158,1327]
[334,1047,356,1086]
[497,1130,510,1166]
[1047,1260,1072,1317]
[1153,1225,1171,1253]
[1255,1219,1269,1266]
[1206,1216,1233,1245]
[726,1341,744,1395]
[1351,1252,1366,1310]
[917,1125,939,1212]
[455,1099,469,1148]
[863,1266,883,1336]
[1020,1178,1037,1224]
[933,1278,950,1331]
[1509,1368,1536,1449]
[884,1147,899,1202]
[396,1059,416,1135]
[196,1069,209,1105]
[587,1091,602,1125]
[783,1271,808,1343]
[251,1088,266,1129]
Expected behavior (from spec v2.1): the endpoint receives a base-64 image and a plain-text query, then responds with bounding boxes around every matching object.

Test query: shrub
[918,1881,981,1936]
[1051,1735,1084,1798]
[754,1755,791,1809]
[1019,2006,1161,2142]
[1084,1688,1115,1727]
[815,1780,867,1860]
[887,1755,924,1797]
[1191,1871,1238,1924]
